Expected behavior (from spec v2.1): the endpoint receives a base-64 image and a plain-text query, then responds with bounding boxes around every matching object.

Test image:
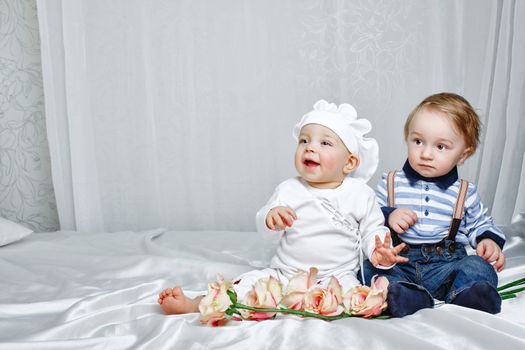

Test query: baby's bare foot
[158,287,200,315]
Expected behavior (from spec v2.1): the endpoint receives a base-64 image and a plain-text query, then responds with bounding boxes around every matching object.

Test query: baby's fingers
[494,253,506,272]
[407,211,418,224]
[383,232,392,247]
[285,208,297,220]
[392,217,411,233]
[272,214,285,230]
[396,255,409,264]
[486,249,499,265]
[266,216,276,230]
[392,224,405,234]
[279,212,294,227]
[392,242,407,255]
[481,244,495,260]
[374,234,383,248]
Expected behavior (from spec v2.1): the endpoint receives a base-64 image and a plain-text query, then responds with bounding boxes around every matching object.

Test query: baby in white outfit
[158,100,407,314]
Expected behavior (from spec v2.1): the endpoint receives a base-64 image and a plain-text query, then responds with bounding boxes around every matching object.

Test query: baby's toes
[159,288,173,299]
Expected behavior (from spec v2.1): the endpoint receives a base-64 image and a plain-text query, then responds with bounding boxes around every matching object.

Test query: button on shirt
[421,182,431,219]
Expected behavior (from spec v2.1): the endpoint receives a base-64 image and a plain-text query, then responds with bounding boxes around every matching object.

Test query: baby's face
[294,124,351,189]
[406,108,470,178]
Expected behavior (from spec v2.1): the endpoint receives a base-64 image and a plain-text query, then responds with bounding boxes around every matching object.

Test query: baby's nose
[305,144,316,152]
[421,146,433,158]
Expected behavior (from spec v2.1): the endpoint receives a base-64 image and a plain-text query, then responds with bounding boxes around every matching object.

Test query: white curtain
[37,0,524,233]
[476,0,525,225]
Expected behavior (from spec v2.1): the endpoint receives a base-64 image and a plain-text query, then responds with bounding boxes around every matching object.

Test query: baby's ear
[343,154,360,174]
[458,147,472,165]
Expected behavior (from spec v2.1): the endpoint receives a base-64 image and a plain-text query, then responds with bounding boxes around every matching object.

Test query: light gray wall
[0,0,58,231]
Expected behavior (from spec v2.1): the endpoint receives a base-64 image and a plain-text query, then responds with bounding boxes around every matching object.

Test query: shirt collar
[402,160,458,190]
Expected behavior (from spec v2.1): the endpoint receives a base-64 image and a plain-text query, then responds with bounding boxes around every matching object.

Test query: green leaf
[227,289,238,304]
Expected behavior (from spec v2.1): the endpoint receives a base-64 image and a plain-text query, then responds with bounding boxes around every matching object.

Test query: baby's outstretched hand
[370,232,409,267]
[266,206,297,231]
[476,238,505,272]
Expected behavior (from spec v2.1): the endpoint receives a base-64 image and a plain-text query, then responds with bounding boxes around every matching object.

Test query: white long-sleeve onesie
[239,176,389,295]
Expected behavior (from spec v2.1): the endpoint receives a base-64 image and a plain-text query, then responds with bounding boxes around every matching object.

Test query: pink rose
[240,275,283,321]
[198,275,234,326]
[343,276,389,318]
[304,277,344,316]
[281,267,318,310]
[327,276,343,305]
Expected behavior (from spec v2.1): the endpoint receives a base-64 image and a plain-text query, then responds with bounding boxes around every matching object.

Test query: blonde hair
[404,92,481,155]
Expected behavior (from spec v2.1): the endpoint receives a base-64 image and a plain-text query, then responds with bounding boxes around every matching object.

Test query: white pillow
[0,217,33,246]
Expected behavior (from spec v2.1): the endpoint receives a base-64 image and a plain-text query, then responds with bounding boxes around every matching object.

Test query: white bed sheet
[0,222,524,350]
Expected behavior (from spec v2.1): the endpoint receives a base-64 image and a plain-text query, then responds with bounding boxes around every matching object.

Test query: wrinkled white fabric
[0,224,524,349]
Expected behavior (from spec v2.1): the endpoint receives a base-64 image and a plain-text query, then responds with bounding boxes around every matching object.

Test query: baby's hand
[266,206,297,231]
[476,238,505,272]
[388,208,418,234]
[370,232,409,267]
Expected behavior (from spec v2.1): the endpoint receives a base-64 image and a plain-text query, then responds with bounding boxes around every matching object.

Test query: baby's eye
[414,139,422,145]
[321,141,333,146]
[437,144,447,150]
[299,138,308,144]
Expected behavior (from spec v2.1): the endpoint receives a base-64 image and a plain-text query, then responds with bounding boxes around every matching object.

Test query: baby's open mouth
[304,159,320,167]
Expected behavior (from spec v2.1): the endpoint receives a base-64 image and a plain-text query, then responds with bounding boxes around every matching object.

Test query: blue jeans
[360,240,499,303]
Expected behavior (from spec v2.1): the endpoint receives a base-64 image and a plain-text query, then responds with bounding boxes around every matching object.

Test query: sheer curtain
[476,0,525,225]
[37,0,524,232]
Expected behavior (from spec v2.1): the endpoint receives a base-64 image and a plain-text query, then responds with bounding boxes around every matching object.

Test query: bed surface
[1,222,524,349]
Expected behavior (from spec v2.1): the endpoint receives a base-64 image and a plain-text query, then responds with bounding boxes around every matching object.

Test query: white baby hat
[293,100,379,183]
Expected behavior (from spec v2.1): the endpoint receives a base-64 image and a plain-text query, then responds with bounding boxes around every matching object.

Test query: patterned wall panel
[0,0,58,231]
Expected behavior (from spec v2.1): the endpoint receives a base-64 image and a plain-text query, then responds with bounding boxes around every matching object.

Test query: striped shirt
[376,161,505,248]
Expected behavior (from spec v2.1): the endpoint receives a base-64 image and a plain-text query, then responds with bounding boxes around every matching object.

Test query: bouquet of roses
[198,267,389,327]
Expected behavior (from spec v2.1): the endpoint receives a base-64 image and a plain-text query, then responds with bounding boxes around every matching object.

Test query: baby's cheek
[326,154,348,172]
[321,157,339,171]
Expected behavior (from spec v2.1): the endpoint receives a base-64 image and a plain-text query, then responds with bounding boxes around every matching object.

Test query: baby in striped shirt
[360,92,506,317]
